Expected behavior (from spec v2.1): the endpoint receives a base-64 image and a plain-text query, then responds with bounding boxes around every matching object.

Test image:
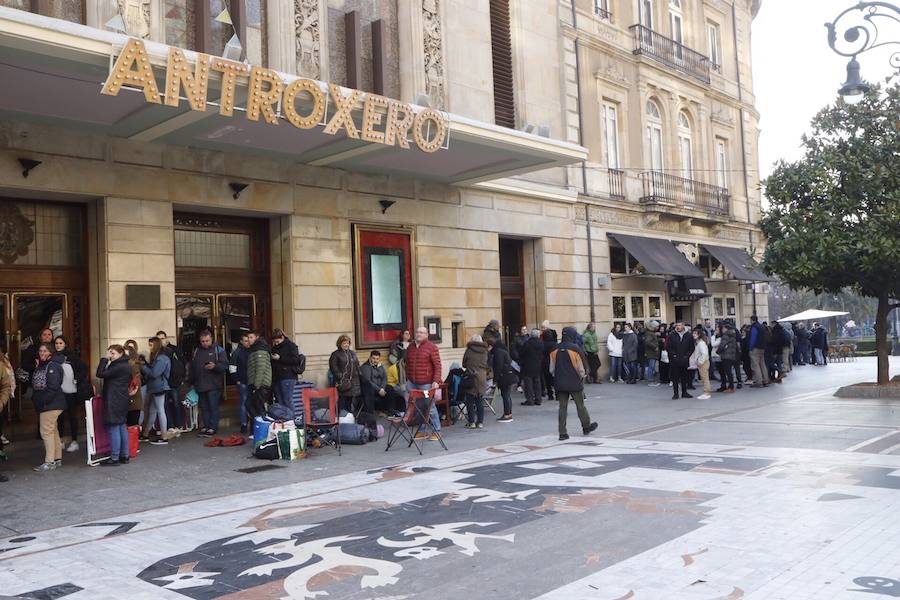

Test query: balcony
[629,24,711,84]
[639,171,730,220]
[594,2,612,21]
[608,168,625,200]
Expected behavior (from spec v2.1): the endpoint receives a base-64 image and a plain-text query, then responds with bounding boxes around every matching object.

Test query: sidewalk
[0,357,893,536]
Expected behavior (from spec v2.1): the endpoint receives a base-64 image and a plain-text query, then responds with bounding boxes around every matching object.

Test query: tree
[761,82,900,385]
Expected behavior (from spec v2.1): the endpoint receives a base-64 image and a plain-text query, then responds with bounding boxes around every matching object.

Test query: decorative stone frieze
[117,0,151,39]
[422,0,445,109]
[295,0,321,78]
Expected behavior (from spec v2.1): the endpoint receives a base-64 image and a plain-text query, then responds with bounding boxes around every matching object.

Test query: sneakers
[150,438,169,445]
[414,432,428,440]
[583,422,598,435]
[198,429,214,438]
[33,462,56,472]
[698,394,711,400]
[497,415,514,423]
[464,423,476,429]
[54,459,62,467]
[240,424,247,435]
[476,423,484,429]
[559,433,570,441]
[516,385,523,393]
[100,459,120,467]
[521,401,535,406]
[65,440,79,453]
[120,456,130,464]
[682,393,693,399]
[428,433,441,442]
[649,382,661,387]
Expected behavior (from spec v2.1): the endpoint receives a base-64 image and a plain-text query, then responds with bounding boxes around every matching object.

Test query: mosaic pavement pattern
[3,436,900,599]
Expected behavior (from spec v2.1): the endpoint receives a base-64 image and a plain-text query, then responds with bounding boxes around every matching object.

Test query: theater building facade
[0,0,766,431]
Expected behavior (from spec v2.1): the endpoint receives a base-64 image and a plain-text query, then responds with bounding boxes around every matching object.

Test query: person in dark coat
[769,323,786,382]
[96,344,133,466]
[716,324,739,392]
[811,322,828,366]
[53,335,90,453]
[329,334,361,413]
[32,343,66,472]
[359,350,403,415]
[667,322,695,400]
[462,335,491,428]
[270,329,303,411]
[621,324,639,384]
[550,327,598,441]
[519,329,545,406]
[540,320,558,401]
[483,319,501,341]
[188,330,229,437]
[796,323,811,365]
[487,333,515,422]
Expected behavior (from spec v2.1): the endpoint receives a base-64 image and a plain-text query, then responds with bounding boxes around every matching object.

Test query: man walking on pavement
[748,315,770,387]
[667,321,695,399]
[550,327,597,441]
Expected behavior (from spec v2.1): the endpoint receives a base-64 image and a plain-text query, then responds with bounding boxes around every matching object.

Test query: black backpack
[166,346,185,388]
[294,353,306,375]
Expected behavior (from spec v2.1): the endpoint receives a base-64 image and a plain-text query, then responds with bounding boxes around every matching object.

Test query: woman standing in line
[141,337,172,445]
[31,343,66,472]
[96,344,133,466]
[606,324,623,383]
[689,329,712,400]
[329,335,360,413]
[53,335,90,453]
[124,339,144,428]
[462,334,490,429]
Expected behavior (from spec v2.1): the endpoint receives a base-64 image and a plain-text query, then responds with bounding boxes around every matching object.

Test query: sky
[751,0,897,183]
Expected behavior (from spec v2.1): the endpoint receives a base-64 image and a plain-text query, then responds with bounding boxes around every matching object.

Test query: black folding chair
[385,390,447,454]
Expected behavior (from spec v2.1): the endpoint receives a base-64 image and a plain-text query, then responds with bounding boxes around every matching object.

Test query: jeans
[107,423,128,460]
[498,383,512,416]
[645,358,658,383]
[670,363,690,397]
[199,389,222,432]
[721,359,736,388]
[557,391,591,436]
[522,375,542,404]
[406,382,441,433]
[814,348,825,365]
[144,393,167,435]
[625,360,638,382]
[273,378,297,410]
[166,389,183,429]
[58,393,79,441]
[609,356,622,381]
[237,383,249,426]
[464,392,484,424]
[586,353,601,382]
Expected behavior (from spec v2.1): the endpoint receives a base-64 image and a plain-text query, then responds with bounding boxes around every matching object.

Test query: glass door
[0,294,8,355]
[217,295,256,354]
[11,293,67,420]
[175,294,214,362]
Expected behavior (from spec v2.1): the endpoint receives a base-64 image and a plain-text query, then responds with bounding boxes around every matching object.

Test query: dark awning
[609,233,704,278]
[702,244,770,281]
[668,277,710,301]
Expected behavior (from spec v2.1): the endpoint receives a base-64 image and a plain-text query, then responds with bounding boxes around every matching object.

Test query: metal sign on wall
[100,38,450,153]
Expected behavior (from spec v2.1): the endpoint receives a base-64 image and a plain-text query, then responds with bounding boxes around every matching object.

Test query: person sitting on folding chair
[405,327,443,442]
[359,350,404,417]
[444,362,467,424]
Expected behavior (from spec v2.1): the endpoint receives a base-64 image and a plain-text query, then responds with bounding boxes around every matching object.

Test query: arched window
[677,110,693,177]
[646,100,664,170]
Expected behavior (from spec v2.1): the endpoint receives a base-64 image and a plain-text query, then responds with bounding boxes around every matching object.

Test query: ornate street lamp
[825,1,900,103]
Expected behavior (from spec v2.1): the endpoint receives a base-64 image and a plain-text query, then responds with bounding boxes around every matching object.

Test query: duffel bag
[338,423,368,445]
[254,438,279,460]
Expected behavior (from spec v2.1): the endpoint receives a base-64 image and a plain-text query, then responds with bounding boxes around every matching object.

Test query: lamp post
[825,1,900,103]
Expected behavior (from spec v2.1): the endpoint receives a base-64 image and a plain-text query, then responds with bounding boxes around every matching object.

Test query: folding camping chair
[302,387,341,456]
[385,389,448,455]
[483,383,497,415]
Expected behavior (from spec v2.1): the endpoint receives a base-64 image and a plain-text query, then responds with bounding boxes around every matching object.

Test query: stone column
[97,197,174,354]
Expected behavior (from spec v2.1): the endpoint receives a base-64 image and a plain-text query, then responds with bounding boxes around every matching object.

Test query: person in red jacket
[405,327,442,441]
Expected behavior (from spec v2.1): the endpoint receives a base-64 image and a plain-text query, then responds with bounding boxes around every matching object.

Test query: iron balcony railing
[639,171,730,216]
[608,168,625,200]
[629,24,711,84]
[594,4,612,20]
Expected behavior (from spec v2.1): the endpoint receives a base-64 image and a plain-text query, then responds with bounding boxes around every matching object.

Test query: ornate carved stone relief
[295,0,321,78]
[587,206,641,228]
[422,0,445,109]
[710,101,734,126]
[595,58,629,87]
[0,203,35,264]
[117,0,151,39]
[715,227,750,242]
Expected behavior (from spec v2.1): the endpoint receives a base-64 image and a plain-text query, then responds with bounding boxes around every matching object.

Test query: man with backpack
[157,331,185,431]
[748,316,770,387]
[550,327,598,441]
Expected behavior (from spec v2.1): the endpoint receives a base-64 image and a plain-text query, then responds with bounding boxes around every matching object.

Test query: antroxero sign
[101,38,449,153]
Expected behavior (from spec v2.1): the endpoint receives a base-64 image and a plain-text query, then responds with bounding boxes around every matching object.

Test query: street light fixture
[825,1,900,102]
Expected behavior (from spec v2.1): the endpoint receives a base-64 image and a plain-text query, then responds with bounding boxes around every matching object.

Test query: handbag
[276,429,305,460]
[660,350,669,363]
[127,373,141,397]
[183,387,199,407]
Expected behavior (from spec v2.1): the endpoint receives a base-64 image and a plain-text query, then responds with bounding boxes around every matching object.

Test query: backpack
[167,347,185,388]
[294,353,306,375]
[460,369,477,393]
[60,362,77,394]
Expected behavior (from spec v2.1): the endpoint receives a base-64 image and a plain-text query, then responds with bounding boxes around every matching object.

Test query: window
[699,253,726,279]
[716,138,729,189]
[677,110,693,177]
[175,229,251,269]
[1,0,85,23]
[702,294,738,324]
[603,102,620,169]
[610,245,646,275]
[612,293,664,325]
[595,0,611,19]
[646,99,664,171]
[669,0,683,60]
[489,0,516,128]
[639,0,654,29]
[354,226,415,347]
[164,0,265,62]
[707,21,721,71]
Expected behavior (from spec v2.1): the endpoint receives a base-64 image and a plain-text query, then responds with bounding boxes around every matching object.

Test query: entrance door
[218,295,256,355]
[175,294,214,361]
[499,238,526,344]
[674,303,693,326]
